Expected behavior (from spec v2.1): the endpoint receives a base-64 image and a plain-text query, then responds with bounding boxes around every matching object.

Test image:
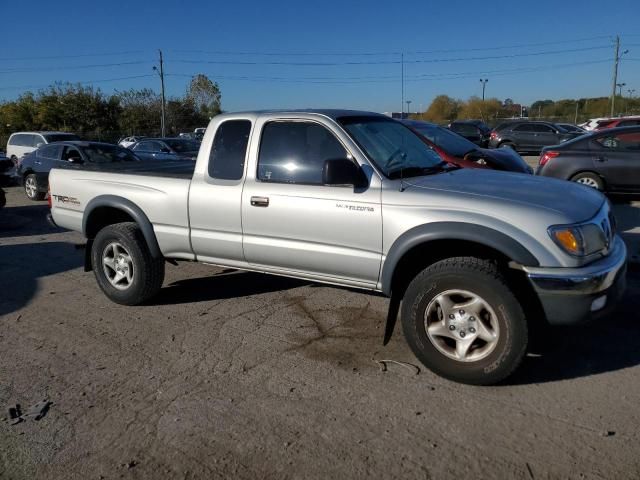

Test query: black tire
[24,173,45,201]
[570,172,604,191]
[91,222,165,305]
[401,257,527,385]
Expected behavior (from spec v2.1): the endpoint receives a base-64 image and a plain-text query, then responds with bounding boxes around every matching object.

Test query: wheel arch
[380,223,543,345]
[569,170,607,188]
[83,196,162,271]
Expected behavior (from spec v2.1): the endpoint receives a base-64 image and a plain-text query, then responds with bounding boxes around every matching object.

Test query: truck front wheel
[401,257,527,385]
[91,222,165,305]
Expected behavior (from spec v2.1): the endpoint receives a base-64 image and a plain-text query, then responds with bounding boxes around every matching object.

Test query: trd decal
[52,194,81,206]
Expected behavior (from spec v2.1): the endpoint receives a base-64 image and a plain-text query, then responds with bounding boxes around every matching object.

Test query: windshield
[165,139,200,153]
[44,133,81,143]
[82,144,139,163]
[408,122,477,157]
[339,117,445,178]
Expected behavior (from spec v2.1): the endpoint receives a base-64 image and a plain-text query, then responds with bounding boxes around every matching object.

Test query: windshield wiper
[387,161,452,179]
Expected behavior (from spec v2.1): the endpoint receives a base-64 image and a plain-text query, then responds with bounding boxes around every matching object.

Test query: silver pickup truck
[49,110,627,385]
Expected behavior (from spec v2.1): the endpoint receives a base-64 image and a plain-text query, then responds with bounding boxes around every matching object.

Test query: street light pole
[617,82,626,98]
[153,50,166,137]
[406,100,412,116]
[479,78,488,101]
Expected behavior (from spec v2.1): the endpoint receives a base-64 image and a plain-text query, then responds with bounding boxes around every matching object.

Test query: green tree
[186,74,222,119]
[422,95,460,123]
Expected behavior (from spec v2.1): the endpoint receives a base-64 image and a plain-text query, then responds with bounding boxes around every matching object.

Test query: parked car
[488,121,582,153]
[580,117,609,131]
[594,116,640,131]
[537,125,640,193]
[0,188,5,209]
[555,123,587,134]
[118,136,146,148]
[402,120,532,173]
[17,141,139,200]
[0,152,15,183]
[48,109,626,385]
[129,138,200,161]
[6,131,80,165]
[448,120,492,147]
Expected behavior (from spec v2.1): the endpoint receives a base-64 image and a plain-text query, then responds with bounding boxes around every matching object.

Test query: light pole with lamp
[479,78,488,101]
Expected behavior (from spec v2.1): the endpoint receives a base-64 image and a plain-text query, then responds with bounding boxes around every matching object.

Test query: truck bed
[56,159,195,179]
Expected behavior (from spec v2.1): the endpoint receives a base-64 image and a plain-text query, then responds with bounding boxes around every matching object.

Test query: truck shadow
[510,269,640,384]
[150,270,309,305]
[0,241,83,316]
[0,203,64,239]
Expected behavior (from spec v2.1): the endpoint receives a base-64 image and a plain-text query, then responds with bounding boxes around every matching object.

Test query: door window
[39,144,62,159]
[513,124,537,132]
[595,133,640,151]
[208,120,251,180]
[257,121,347,184]
[62,146,82,162]
[133,141,162,152]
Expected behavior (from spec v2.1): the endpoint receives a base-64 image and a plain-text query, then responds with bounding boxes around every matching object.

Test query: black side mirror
[322,158,367,188]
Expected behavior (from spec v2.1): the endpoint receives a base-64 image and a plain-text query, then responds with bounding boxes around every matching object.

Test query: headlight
[548,223,607,257]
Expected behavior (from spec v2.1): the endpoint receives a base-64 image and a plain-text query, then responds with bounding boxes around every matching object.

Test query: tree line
[0,74,222,147]
[415,94,640,125]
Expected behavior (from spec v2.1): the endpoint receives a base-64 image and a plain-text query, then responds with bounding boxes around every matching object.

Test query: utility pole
[610,36,629,117]
[153,50,166,137]
[401,53,404,118]
[574,101,579,124]
[611,36,620,117]
[479,78,488,101]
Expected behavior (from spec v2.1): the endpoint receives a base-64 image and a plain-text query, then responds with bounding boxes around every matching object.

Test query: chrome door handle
[34,161,42,165]
[250,196,269,207]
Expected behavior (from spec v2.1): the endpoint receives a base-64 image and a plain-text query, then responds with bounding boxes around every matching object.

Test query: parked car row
[580,115,640,131]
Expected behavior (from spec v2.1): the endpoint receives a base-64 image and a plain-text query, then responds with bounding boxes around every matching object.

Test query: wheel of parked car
[570,172,604,191]
[24,174,45,201]
[91,222,165,305]
[401,257,528,385]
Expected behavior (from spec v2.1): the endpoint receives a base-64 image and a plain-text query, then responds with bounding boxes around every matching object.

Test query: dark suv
[448,120,492,147]
[489,121,582,153]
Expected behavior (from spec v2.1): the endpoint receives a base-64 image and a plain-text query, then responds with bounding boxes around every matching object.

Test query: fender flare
[83,195,162,259]
[380,222,539,296]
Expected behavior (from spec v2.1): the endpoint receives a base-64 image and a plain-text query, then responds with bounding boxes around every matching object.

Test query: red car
[594,116,640,131]
[401,120,532,174]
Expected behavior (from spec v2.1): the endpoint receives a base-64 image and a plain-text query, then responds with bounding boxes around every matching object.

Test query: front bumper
[523,236,627,325]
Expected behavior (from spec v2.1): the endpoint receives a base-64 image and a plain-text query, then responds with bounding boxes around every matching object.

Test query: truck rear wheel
[91,222,165,305]
[401,257,527,385]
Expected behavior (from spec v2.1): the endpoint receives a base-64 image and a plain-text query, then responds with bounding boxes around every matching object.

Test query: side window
[208,120,251,180]
[29,135,41,147]
[62,146,82,161]
[8,134,19,146]
[533,124,554,133]
[257,121,348,185]
[514,124,535,132]
[598,133,640,151]
[39,145,61,159]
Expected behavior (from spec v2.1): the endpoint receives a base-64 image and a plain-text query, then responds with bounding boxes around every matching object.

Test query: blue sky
[1,0,639,112]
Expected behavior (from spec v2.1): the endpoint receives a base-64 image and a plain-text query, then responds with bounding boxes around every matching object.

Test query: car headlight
[548,223,607,257]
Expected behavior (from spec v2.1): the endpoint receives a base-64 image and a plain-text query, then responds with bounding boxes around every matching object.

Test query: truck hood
[400,168,604,222]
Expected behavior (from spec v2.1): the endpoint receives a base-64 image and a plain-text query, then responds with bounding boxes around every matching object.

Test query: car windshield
[408,122,477,157]
[165,139,200,153]
[81,144,139,163]
[44,133,81,142]
[339,116,446,178]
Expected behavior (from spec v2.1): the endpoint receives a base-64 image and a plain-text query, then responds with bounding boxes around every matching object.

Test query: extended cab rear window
[208,120,251,180]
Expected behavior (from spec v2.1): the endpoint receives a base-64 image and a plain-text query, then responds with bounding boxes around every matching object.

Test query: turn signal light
[539,151,559,166]
[553,229,580,254]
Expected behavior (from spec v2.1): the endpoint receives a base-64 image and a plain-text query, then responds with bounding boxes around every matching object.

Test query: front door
[241,119,383,288]
[592,131,640,191]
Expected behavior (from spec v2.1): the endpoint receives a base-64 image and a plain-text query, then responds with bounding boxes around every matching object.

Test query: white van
[6,131,80,164]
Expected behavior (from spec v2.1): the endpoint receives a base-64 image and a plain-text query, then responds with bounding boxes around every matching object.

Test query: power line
[0,61,148,74]
[0,50,147,62]
[170,35,614,57]
[172,45,611,66]
[0,74,155,92]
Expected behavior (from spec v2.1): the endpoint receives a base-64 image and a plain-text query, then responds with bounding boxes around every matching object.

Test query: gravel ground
[1,181,640,480]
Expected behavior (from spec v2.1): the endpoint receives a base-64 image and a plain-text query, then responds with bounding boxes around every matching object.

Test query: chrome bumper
[524,236,627,295]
